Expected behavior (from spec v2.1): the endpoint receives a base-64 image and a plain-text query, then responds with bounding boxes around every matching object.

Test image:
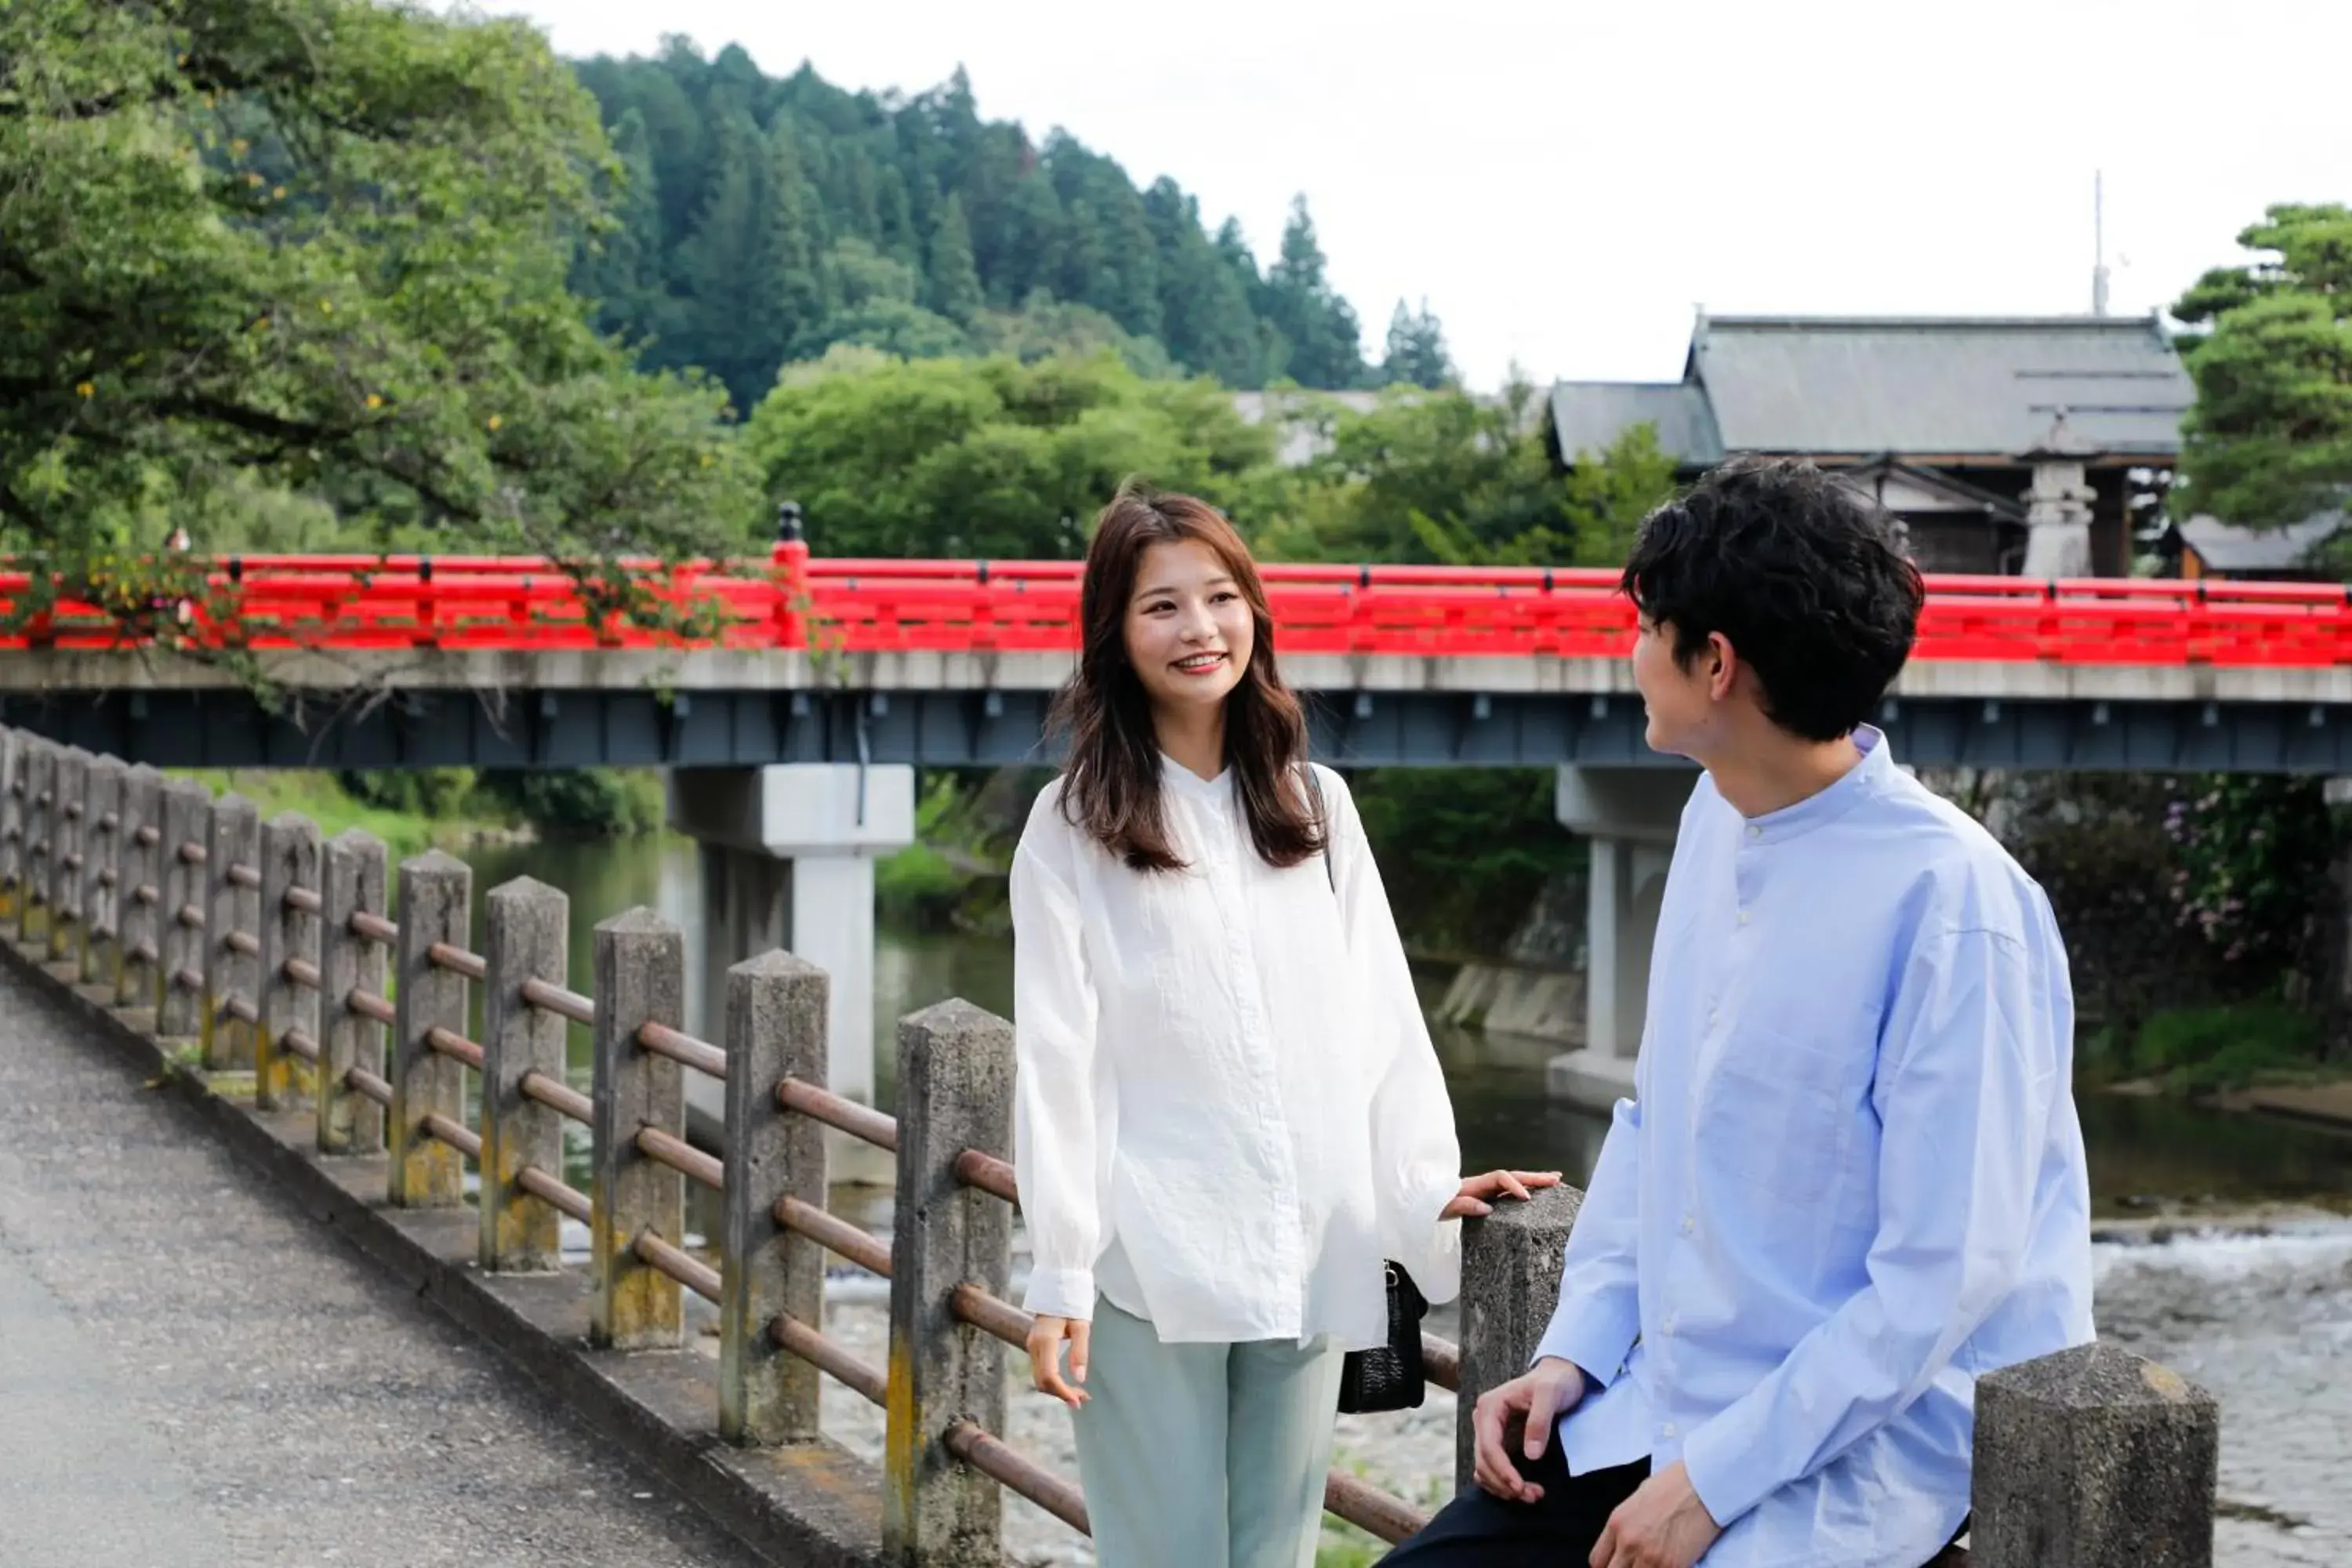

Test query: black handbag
[1338,1260,1430,1413]
[1305,764,1433,1415]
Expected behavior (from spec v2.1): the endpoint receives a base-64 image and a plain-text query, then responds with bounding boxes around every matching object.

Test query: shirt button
[1707,1007,1719,1025]
[1736,909,1750,924]
[1663,1313,1678,1335]
[1746,825,1762,839]
[1661,1421,1679,1439]
[1680,1214,1695,1236]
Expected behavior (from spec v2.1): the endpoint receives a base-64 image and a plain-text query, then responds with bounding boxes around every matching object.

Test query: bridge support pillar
[1547,765,1695,1112]
[668,764,915,1123]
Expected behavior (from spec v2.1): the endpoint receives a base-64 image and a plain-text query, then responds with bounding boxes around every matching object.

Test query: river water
[469,833,2352,1566]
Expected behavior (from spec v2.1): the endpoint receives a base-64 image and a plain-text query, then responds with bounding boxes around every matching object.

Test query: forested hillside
[565,43,1450,412]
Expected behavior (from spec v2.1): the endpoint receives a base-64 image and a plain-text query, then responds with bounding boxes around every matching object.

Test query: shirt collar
[1157,752,1232,801]
[1738,724,1894,844]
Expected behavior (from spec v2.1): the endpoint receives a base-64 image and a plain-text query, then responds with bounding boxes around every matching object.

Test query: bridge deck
[0,964,762,1568]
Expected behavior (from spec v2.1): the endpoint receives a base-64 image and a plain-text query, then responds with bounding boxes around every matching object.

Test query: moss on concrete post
[319,829,389,1155]
[155,779,211,1040]
[720,949,829,1445]
[884,998,1014,1566]
[390,851,471,1207]
[1454,1183,1585,1496]
[590,907,686,1351]
[0,728,21,931]
[20,739,53,948]
[481,876,569,1272]
[115,766,163,1011]
[201,793,261,1069]
[78,756,124,987]
[47,747,88,967]
[256,813,321,1111]
[1972,1341,2220,1568]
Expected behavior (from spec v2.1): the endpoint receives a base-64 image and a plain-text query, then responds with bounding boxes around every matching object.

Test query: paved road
[0,970,764,1568]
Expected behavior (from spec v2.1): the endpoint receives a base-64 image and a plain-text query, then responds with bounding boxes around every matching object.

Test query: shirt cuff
[1532,1301,1639,1390]
[1679,1404,1776,1529]
[1401,1167,1465,1304]
[1022,1267,1096,1322]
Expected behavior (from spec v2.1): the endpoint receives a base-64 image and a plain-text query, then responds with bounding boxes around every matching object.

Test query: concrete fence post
[20,739,53,948]
[319,829,389,1155]
[80,757,125,988]
[590,907,686,1351]
[885,998,1015,1566]
[720,949,829,1446]
[390,851,471,1207]
[201,793,261,1069]
[1971,1341,2220,1568]
[1454,1184,1585,1497]
[0,728,24,933]
[256,813,322,1111]
[115,765,163,1013]
[48,746,88,966]
[481,876,570,1273]
[156,779,211,1040]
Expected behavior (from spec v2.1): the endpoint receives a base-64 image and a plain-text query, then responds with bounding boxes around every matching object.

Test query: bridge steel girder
[6,687,2352,775]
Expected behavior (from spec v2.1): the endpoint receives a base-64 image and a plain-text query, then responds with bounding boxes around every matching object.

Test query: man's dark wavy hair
[1619,456,1924,742]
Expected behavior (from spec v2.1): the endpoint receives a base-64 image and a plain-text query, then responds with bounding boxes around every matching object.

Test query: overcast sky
[463,0,2350,391]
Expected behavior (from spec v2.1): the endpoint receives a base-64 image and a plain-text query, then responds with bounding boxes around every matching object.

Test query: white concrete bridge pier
[1546,764,1695,1111]
[666,764,913,1156]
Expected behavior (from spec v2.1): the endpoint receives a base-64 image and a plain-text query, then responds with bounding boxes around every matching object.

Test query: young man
[1385,458,2094,1568]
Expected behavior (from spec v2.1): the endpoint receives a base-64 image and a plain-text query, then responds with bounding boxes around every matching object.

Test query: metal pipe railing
[775,1074,897,1151]
[637,1020,724,1077]
[635,1126,722,1192]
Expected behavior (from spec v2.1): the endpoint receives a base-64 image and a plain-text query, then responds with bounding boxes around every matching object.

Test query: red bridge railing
[2,552,2349,667]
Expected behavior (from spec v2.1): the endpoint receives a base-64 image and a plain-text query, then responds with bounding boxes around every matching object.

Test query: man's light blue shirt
[1540,728,2095,1568]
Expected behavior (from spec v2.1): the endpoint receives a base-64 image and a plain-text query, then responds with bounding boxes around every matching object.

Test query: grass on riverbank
[169,769,519,858]
[2091,1001,2347,1096]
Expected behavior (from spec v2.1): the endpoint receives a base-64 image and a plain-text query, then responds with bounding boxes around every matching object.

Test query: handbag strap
[1302,763,1335,894]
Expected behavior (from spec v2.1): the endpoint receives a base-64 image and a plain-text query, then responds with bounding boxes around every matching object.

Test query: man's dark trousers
[1379,1445,1647,1566]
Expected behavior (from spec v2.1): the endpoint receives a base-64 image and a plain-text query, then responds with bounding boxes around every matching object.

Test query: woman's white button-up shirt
[1010,760,1464,1349]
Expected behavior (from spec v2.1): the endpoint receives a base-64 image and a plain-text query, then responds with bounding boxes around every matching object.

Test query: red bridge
[2,552,2350,773]
[3,550,2350,666]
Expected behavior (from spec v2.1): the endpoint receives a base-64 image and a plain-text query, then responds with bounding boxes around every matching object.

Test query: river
[470,833,2352,1566]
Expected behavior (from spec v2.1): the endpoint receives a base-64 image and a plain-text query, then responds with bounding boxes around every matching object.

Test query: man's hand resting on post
[1470,1355,1587,1502]
[1590,1460,1723,1568]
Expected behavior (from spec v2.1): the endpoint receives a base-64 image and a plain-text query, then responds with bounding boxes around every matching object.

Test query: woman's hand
[1025,1313,1091,1408]
[1444,1168,1563,1219]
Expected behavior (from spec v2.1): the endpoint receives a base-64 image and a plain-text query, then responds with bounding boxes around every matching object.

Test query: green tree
[743,350,1275,557]
[1378,299,1454,389]
[1258,197,1366,389]
[1252,380,1673,568]
[575,108,670,346]
[1559,422,1678,568]
[927,193,985,325]
[2172,203,2352,526]
[1144,179,1264,384]
[758,119,826,368]
[0,0,756,637]
[966,295,1175,379]
[564,49,1406,393]
[673,109,772,407]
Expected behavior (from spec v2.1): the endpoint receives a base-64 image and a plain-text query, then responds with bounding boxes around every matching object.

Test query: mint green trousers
[1069,1298,1345,1568]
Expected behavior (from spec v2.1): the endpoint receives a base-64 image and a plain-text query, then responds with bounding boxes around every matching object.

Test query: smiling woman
[1046,484,1320,873]
[1007,481,1556,1567]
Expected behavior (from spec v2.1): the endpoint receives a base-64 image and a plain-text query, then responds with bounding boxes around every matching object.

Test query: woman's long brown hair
[1048,485,1323,873]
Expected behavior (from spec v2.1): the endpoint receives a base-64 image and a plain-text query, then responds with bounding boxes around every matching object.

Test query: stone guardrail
[0,723,2222,1567]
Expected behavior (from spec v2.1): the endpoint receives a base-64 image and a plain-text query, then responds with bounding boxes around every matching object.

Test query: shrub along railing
[0,723,2223,1568]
